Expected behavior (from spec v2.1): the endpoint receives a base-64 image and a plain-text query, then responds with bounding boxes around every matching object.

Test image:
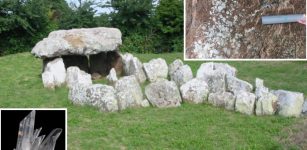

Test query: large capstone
[32,27,122,58]
[145,79,182,108]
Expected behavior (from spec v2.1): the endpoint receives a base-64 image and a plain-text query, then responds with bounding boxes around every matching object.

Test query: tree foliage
[0,0,183,55]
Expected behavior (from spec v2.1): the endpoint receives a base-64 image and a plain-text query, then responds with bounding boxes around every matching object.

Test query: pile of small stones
[56,53,305,117]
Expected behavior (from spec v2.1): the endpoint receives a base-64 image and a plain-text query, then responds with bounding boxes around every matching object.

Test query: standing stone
[145,79,182,108]
[196,62,235,93]
[68,84,89,105]
[106,68,118,85]
[128,57,146,83]
[180,78,209,104]
[272,90,304,117]
[143,58,168,82]
[171,65,193,87]
[302,100,307,115]
[86,84,119,112]
[115,76,143,110]
[121,53,134,75]
[226,75,253,94]
[235,92,256,115]
[196,62,236,79]
[169,59,184,76]
[42,58,66,89]
[66,67,92,89]
[254,78,278,116]
[208,92,236,110]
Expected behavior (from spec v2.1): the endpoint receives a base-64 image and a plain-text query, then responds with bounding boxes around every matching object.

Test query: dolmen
[31,27,123,89]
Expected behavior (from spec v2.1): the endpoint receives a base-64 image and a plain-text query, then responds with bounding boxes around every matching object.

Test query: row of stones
[42,53,307,117]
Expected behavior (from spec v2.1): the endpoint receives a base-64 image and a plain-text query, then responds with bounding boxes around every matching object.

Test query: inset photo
[185,0,306,60]
[1,109,66,150]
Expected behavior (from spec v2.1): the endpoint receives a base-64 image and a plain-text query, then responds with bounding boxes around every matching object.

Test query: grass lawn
[0,52,306,149]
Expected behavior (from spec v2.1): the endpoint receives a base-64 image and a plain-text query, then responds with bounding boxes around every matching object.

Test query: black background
[1,110,66,150]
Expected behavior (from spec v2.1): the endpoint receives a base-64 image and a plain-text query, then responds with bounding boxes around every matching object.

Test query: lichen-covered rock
[255,92,278,116]
[272,90,304,117]
[121,53,134,74]
[143,58,168,82]
[226,75,253,94]
[196,62,237,93]
[106,68,118,85]
[235,92,256,115]
[145,79,182,108]
[31,27,122,58]
[86,84,119,112]
[68,84,89,105]
[141,99,150,107]
[208,92,236,110]
[170,65,193,86]
[254,78,278,116]
[168,59,184,76]
[42,58,66,89]
[66,66,92,89]
[128,57,146,83]
[180,78,209,104]
[115,76,143,110]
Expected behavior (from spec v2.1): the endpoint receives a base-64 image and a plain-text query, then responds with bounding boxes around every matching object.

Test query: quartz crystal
[14,110,62,150]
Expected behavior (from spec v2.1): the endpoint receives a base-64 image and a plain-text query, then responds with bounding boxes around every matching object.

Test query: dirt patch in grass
[186,0,306,59]
[277,117,307,149]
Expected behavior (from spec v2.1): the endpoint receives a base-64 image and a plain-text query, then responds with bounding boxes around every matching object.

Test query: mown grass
[0,52,306,149]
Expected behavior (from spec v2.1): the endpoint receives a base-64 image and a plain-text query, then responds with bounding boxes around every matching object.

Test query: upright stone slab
[171,65,193,87]
[66,67,92,89]
[272,90,304,117]
[106,68,118,85]
[180,78,209,104]
[169,59,184,76]
[235,92,256,115]
[208,92,236,110]
[143,58,168,82]
[226,76,253,94]
[115,76,143,110]
[42,58,66,89]
[145,79,182,108]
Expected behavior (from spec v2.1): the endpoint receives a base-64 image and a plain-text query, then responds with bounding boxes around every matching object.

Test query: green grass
[0,52,306,149]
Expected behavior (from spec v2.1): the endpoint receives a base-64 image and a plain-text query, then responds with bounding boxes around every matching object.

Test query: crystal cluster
[14,110,62,150]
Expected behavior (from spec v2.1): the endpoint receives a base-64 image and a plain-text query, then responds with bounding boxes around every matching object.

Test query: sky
[65,0,113,15]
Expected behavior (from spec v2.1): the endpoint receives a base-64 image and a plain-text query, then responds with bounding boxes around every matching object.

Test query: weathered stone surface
[31,27,122,58]
[62,55,89,73]
[86,84,119,112]
[255,92,278,116]
[42,58,66,89]
[68,84,119,112]
[145,79,182,108]
[168,59,184,76]
[272,90,304,117]
[180,78,209,104]
[208,92,236,110]
[302,100,307,115]
[106,68,118,85]
[115,76,143,110]
[196,62,236,78]
[66,67,92,89]
[255,78,269,98]
[143,58,168,82]
[68,84,89,105]
[235,92,256,115]
[141,99,150,107]
[196,62,237,93]
[226,75,253,94]
[121,53,146,83]
[254,78,278,116]
[171,65,193,86]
